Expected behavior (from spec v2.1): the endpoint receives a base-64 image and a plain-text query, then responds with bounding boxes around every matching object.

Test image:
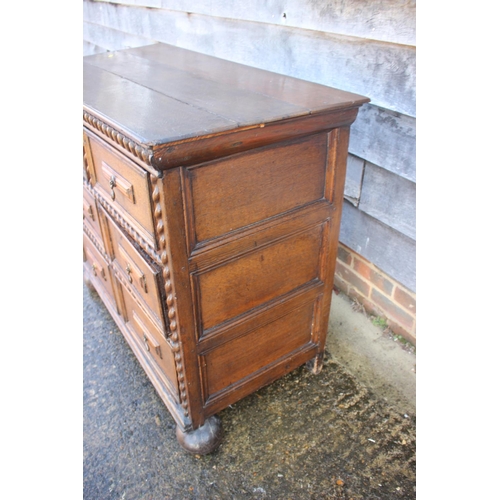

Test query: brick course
[333,243,416,345]
[352,257,394,295]
[335,261,371,297]
[337,245,352,266]
[371,288,414,331]
[394,286,416,314]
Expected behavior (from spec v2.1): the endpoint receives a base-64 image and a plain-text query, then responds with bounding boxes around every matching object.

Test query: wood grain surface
[83,43,368,450]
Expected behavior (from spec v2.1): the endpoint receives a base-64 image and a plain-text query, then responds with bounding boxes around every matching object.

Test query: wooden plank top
[83,43,369,148]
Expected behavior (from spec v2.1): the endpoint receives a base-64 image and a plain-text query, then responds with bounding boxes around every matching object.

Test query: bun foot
[176,415,223,455]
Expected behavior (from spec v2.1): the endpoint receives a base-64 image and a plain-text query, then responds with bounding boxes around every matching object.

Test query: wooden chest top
[83,43,369,169]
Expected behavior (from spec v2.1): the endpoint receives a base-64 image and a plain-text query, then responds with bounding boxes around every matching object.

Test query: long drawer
[85,131,156,248]
[121,279,179,402]
[102,209,167,334]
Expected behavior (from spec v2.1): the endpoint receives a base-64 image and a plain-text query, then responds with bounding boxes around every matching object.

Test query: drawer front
[105,212,165,330]
[87,133,156,246]
[83,232,115,303]
[83,186,103,241]
[83,130,96,185]
[121,283,179,400]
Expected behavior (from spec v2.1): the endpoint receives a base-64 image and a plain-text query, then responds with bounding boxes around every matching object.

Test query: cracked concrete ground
[83,282,416,500]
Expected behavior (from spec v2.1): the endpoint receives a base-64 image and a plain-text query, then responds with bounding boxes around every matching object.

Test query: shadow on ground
[83,282,416,500]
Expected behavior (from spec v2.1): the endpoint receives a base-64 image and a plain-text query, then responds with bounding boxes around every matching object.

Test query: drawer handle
[91,262,106,281]
[133,312,162,359]
[125,263,133,283]
[109,175,117,200]
[125,262,148,292]
[119,244,149,293]
[102,162,135,203]
[142,333,162,358]
[143,333,150,351]
[139,274,148,293]
[83,199,94,221]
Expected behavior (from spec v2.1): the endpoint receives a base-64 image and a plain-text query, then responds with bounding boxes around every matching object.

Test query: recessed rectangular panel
[88,133,155,243]
[121,282,178,400]
[197,224,323,331]
[105,213,165,331]
[188,133,327,244]
[83,232,115,303]
[83,185,103,242]
[202,301,316,399]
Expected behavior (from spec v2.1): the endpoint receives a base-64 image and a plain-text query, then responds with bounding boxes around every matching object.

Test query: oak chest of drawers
[83,42,369,454]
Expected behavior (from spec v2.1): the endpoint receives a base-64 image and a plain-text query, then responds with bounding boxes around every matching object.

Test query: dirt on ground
[327,291,416,416]
[83,283,416,499]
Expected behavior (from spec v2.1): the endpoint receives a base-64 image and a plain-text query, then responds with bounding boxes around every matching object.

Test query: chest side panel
[185,133,328,248]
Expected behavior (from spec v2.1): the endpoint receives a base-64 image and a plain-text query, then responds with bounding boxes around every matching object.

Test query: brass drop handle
[102,162,135,203]
[125,263,133,282]
[142,332,162,357]
[83,199,94,220]
[139,274,148,293]
[109,175,117,200]
[125,262,148,292]
[143,333,150,351]
[91,262,106,280]
[133,311,162,359]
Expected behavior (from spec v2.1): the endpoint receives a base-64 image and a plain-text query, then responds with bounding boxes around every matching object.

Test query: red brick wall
[334,243,416,345]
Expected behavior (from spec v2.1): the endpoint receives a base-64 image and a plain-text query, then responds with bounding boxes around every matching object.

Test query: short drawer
[86,132,156,246]
[105,212,166,330]
[83,232,115,305]
[121,283,178,400]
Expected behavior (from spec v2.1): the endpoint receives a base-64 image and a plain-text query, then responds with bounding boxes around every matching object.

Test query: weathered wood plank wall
[83,0,416,292]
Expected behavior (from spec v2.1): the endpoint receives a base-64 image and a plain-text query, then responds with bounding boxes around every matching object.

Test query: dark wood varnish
[83,42,369,454]
[187,133,328,246]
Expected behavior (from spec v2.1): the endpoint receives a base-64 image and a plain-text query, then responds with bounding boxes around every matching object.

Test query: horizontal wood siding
[350,104,416,183]
[340,202,416,292]
[358,163,416,240]
[84,2,415,116]
[83,20,155,54]
[103,0,416,46]
[83,0,416,292]
[83,40,104,56]
[344,154,364,207]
